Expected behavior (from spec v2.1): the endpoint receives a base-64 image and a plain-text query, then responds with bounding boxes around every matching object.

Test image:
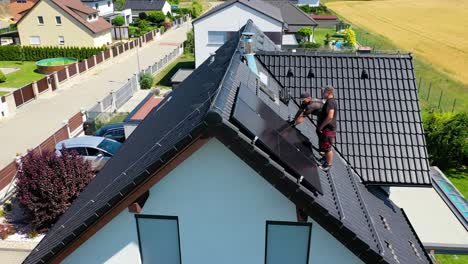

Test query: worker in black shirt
[317,86,337,171]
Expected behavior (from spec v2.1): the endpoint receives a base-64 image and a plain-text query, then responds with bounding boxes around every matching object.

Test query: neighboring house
[16,0,112,47]
[311,14,338,28]
[293,0,320,7]
[192,0,316,68]
[123,0,171,18]
[9,0,38,22]
[81,0,114,18]
[23,20,432,264]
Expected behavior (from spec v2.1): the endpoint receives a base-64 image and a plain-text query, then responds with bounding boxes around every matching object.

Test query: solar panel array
[232,84,323,194]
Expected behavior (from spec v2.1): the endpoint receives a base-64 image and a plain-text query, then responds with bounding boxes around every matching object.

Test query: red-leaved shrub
[16,148,94,232]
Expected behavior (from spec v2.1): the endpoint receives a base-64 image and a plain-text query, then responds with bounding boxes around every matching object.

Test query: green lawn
[0,91,8,96]
[153,53,194,89]
[445,168,468,198]
[0,61,45,88]
[313,28,336,46]
[436,254,468,264]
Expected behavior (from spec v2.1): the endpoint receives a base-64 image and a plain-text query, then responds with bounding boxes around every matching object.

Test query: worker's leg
[295,115,305,126]
[325,149,333,166]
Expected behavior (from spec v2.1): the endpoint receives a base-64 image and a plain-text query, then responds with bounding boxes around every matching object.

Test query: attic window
[379,215,390,230]
[93,14,97,19]
[287,68,294,77]
[88,15,92,20]
[409,241,422,259]
[361,69,369,79]
[385,241,400,263]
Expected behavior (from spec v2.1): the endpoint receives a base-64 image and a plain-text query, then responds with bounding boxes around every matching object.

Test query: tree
[112,16,125,26]
[139,12,148,20]
[191,0,203,18]
[423,111,468,170]
[140,72,153,89]
[298,27,314,42]
[115,0,126,11]
[184,30,194,54]
[147,11,166,24]
[0,69,6,83]
[16,148,94,232]
[344,28,356,47]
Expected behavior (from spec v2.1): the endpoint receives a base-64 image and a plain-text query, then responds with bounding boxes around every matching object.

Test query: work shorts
[318,130,336,153]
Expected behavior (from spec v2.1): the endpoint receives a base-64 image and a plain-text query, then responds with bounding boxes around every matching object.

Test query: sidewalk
[0,24,191,168]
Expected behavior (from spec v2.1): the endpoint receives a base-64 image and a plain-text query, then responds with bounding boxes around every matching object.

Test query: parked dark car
[94,123,126,143]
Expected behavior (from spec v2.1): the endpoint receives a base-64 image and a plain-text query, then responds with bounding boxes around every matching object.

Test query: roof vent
[209,52,216,64]
[307,69,315,78]
[361,69,369,79]
[287,68,294,77]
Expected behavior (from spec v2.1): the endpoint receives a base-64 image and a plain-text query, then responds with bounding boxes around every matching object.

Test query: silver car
[55,136,122,171]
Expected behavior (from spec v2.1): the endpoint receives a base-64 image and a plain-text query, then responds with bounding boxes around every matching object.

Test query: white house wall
[193,3,283,68]
[162,1,172,15]
[84,0,114,17]
[297,0,320,7]
[63,139,364,264]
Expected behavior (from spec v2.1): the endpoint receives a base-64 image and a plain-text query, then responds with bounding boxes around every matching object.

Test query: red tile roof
[129,96,163,121]
[16,0,111,33]
[9,0,38,21]
[310,15,337,20]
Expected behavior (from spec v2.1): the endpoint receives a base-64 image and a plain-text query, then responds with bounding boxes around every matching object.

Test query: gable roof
[193,0,284,25]
[24,20,431,264]
[123,0,167,11]
[255,52,431,185]
[17,0,111,34]
[265,0,317,32]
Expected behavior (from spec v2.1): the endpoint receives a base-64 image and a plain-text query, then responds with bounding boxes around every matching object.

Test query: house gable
[17,0,96,46]
[63,139,364,264]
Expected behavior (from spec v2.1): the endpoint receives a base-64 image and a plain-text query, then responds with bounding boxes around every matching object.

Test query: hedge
[0,46,107,61]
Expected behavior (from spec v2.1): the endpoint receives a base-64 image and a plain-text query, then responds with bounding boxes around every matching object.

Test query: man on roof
[316,86,337,171]
[289,86,337,171]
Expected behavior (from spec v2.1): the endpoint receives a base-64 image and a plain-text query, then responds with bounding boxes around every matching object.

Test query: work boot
[319,162,332,172]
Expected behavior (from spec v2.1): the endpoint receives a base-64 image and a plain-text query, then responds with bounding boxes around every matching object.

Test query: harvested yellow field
[327,0,468,84]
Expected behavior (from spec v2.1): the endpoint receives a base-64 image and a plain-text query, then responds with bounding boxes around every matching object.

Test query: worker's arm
[318,109,335,132]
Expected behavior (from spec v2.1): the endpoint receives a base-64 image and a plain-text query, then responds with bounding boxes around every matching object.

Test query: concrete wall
[193,3,283,68]
[63,139,363,264]
[83,0,114,17]
[93,29,112,47]
[17,0,110,47]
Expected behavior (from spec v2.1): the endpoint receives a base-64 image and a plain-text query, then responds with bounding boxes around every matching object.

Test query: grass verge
[435,254,468,264]
[153,53,195,89]
[445,168,468,198]
[0,61,45,88]
[0,91,8,96]
[96,112,129,129]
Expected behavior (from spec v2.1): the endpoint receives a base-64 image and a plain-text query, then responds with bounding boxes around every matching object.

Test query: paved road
[0,23,191,168]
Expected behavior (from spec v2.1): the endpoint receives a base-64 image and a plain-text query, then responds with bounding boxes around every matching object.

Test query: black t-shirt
[317,98,337,131]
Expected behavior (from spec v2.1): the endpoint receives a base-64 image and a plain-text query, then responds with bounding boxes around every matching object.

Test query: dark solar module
[233,85,322,194]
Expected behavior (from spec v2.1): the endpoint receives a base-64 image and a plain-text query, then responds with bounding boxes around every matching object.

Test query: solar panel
[431,168,468,229]
[232,85,323,194]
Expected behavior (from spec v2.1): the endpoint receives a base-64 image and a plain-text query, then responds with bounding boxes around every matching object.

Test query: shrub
[299,42,321,48]
[161,21,173,30]
[298,5,311,14]
[140,73,153,89]
[115,0,126,11]
[0,224,15,240]
[129,26,141,37]
[0,46,105,61]
[168,0,179,4]
[423,111,468,170]
[28,229,39,239]
[324,33,332,45]
[298,27,314,42]
[148,11,165,24]
[112,16,125,26]
[184,30,194,54]
[191,0,203,18]
[16,148,94,232]
[344,28,356,47]
[173,7,190,15]
[3,202,12,212]
[166,11,173,21]
[0,69,6,83]
[139,12,148,20]
[159,25,165,34]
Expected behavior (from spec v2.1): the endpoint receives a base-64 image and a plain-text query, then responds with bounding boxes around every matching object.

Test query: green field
[153,53,194,89]
[0,61,45,88]
[436,254,468,264]
[0,91,8,96]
